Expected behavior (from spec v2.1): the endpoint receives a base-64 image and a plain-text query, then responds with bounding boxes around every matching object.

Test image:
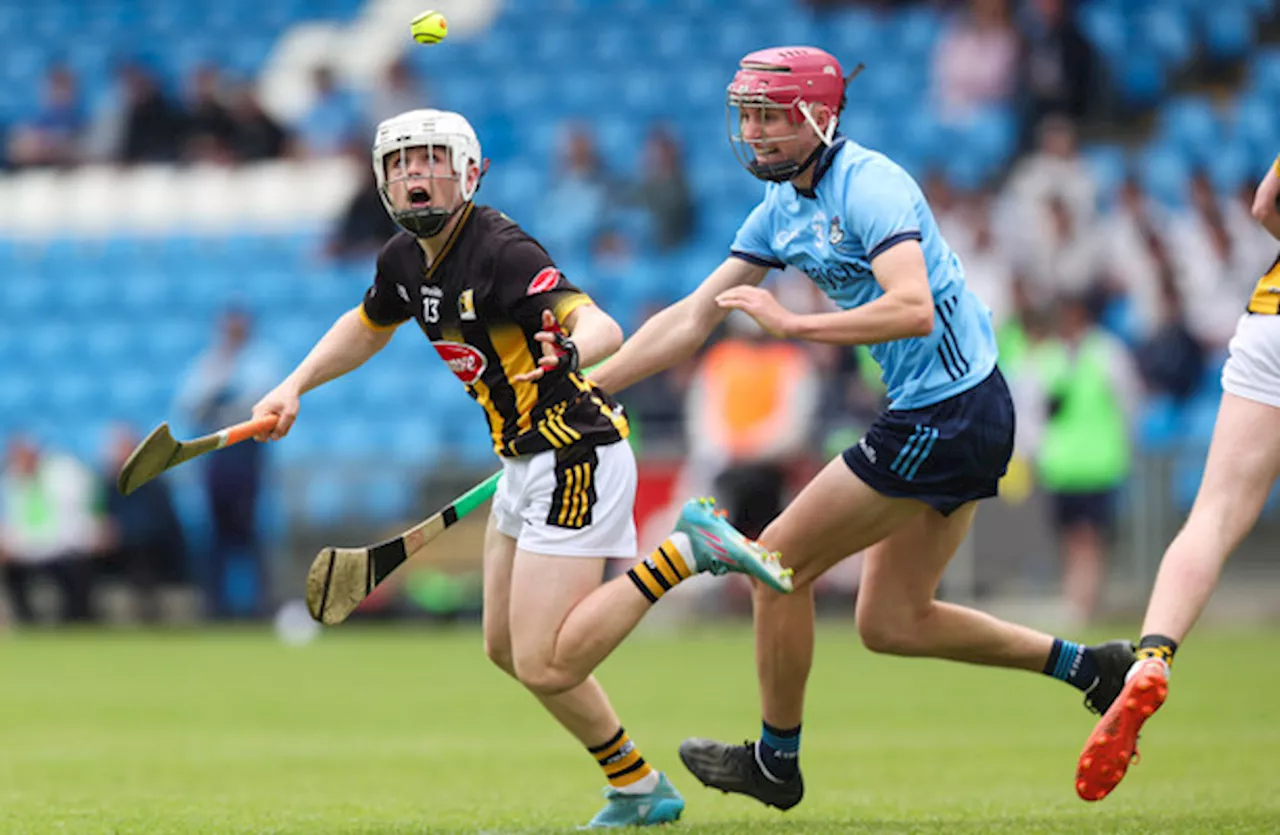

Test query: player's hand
[251,385,300,441]
[515,310,580,382]
[715,285,798,338]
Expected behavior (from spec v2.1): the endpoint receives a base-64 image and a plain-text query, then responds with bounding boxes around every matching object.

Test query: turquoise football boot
[675,497,794,594]
[584,772,685,828]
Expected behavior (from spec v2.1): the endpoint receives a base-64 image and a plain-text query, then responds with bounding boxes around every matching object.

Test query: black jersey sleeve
[359,238,414,330]
[491,238,595,332]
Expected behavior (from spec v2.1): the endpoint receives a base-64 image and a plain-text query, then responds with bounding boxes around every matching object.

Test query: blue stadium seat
[1082,143,1130,207]
[1202,5,1255,60]
[302,472,348,525]
[1118,48,1168,106]
[1138,144,1192,207]
[1250,47,1280,98]
[1146,7,1195,67]
[357,473,415,525]
[1156,96,1221,163]
[1228,94,1279,158]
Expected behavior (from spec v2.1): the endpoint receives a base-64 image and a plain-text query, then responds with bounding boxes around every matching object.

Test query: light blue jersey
[731,138,997,410]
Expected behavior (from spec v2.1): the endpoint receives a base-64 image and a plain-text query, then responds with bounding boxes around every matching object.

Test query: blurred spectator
[6,66,83,168]
[1134,235,1206,402]
[923,170,971,252]
[226,82,289,162]
[1019,0,1097,130]
[122,63,188,163]
[100,425,189,624]
[1167,171,1267,347]
[1102,177,1169,342]
[949,193,1015,327]
[538,124,613,259]
[1002,115,1097,235]
[931,0,1020,125]
[622,126,695,252]
[1027,295,1138,625]
[684,312,819,539]
[324,142,399,260]
[295,66,363,158]
[366,58,429,127]
[1024,192,1105,305]
[0,435,104,625]
[1000,116,1100,302]
[175,306,280,619]
[183,65,237,165]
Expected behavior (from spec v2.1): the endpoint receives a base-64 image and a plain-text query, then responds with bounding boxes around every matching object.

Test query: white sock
[668,531,694,571]
[1125,657,1171,682]
[614,770,661,794]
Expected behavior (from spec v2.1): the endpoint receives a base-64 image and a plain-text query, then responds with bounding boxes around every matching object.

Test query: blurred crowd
[2,59,426,169]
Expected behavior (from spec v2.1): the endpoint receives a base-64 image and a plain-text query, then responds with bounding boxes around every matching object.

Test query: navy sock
[1043,638,1099,692]
[756,721,801,782]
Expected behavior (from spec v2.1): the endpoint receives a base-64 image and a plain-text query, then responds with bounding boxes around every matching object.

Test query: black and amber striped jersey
[359,203,629,457]
[1247,252,1280,315]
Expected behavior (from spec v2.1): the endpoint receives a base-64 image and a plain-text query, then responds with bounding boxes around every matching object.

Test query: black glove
[546,321,580,374]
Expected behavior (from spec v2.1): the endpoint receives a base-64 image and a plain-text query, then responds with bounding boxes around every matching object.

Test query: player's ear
[466,160,483,193]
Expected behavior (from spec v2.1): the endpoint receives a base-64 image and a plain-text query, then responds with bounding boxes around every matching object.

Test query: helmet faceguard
[373,109,487,238]
[726,47,855,183]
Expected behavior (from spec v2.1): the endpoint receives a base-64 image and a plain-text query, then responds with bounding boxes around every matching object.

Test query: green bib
[1033,333,1130,492]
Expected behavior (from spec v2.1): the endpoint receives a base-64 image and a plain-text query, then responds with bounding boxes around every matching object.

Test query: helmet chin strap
[746,102,836,183]
[747,141,827,183]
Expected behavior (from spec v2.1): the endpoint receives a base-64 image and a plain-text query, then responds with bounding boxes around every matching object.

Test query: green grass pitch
[1,624,1277,833]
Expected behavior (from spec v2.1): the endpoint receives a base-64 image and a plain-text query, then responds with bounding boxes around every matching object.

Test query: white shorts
[492,440,638,558]
[1222,313,1280,408]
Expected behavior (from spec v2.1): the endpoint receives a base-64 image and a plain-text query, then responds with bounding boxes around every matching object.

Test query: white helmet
[373,108,484,238]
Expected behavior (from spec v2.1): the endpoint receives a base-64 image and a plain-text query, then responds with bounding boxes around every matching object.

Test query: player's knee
[513,658,582,696]
[483,634,518,679]
[856,607,925,656]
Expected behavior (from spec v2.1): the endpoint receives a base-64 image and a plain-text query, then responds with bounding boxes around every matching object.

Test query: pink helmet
[727,46,849,182]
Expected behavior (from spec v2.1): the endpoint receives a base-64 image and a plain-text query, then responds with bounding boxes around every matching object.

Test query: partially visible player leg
[481,512,683,827]
[680,457,923,810]
[680,456,1134,810]
[1077,392,1280,801]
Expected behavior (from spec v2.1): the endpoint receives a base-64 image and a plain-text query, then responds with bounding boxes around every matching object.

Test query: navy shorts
[1048,490,1116,533]
[842,368,1015,516]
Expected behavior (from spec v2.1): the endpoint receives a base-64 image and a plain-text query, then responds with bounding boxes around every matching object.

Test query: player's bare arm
[716,241,933,344]
[252,307,395,440]
[589,256,769,393]
[1250,157,1280,240]
[516,305,622,382]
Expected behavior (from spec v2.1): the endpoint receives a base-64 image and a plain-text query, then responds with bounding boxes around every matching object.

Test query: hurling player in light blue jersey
[589,46,1135,811]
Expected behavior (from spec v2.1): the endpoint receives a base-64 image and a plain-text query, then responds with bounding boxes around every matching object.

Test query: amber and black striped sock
[590,727,658,793]
[626,535,695,604]
[1136,634,1178,667]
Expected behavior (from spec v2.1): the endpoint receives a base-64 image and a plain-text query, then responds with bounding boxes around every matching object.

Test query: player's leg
[854,501,1132,695]
[1076,391,1280,801]
[481,506,683,827]
[679,456,924,809]
[681,370,1132,809]
[503,441,791,695]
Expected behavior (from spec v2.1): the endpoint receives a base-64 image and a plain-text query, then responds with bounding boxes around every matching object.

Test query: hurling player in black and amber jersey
[1075,156,1280,801]
[248,108,790,828]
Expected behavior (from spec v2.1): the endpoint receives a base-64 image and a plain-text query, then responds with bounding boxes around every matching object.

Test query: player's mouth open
[409,187,431,207]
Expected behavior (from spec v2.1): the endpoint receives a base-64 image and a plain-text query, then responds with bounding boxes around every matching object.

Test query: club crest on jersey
[432,341,487,385]
[458,288,477,321]
[828,216,844,246]
[527,267,562,295]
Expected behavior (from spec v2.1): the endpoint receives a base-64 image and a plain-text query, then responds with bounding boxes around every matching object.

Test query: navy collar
[794,135,846,199]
